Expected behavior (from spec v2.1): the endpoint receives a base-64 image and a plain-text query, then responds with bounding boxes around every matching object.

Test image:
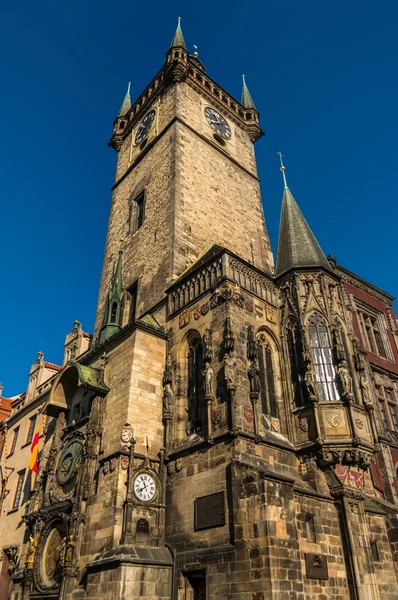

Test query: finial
[242,74,246,84]
[127,81,131,93]
[193,44,199,58]
[178,16,181,25]
[277,151,288,190]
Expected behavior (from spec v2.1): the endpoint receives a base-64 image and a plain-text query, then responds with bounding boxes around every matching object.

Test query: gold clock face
[133,472,157,502]
[40,526,63,588]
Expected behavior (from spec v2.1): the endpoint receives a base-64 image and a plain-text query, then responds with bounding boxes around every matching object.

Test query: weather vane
[193,44,199,58]
[277,151,288,189]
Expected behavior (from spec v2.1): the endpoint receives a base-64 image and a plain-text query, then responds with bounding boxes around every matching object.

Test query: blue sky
[1,1,397,396]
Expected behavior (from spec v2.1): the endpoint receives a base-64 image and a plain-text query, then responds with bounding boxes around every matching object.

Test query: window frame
[127,281,138,322]
[356,302,392,361]
[376,383,398,433]
[129,190,146,235]
[8,426,20,456]
[308,313,339,402]
[26,415,37,445]
[13,469,26,509]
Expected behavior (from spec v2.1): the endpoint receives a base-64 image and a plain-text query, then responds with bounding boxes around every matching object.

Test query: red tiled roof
[83,332,92,339]
[0,398,12,411]
[44,361,62,371]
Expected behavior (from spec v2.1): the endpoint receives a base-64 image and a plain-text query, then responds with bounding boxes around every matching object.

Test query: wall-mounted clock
[204,107,231,140]
[135,109,156,146]
[133,472,157,502]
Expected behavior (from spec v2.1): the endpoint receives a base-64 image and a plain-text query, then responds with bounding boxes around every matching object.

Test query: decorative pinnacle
[193,44,198,57]
[277,151,288,190]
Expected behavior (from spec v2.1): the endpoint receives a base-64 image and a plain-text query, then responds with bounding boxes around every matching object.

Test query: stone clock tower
[94,19,273,336]
[13,17,398,600]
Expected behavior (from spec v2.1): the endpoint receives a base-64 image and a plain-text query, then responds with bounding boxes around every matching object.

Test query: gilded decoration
[326,411,341,428]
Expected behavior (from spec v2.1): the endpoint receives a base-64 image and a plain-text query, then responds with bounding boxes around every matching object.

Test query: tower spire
[117,82,131,118]
[99,249,125,345]
[241,74,256,110]
[275,155,334,278]
[277,151,288,190]
[170,16,187,49]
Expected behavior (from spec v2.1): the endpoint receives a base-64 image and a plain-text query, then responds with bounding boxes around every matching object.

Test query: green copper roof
[170,17,187,49]
[241,75,256,110]
[68,361,109,393]
[117,82,131,118]
[275,187,334,278]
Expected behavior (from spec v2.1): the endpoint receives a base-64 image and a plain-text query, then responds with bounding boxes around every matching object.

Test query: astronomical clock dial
[39,524,64,589]
[54,439,83,501]
[133,472,157,502]
[204,107,231,139]
[135,109,156,145]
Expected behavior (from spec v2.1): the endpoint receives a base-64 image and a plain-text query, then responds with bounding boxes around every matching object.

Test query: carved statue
[248,358,261,394]
[202,329,213,362]
[337,360,353,398]
[360,371,371,403]
[304,368,317,400]
[224,352,237,387]
[26,536,39,568]
[162,383,174,415]
[65,535,75,563]
[203,362,215,397]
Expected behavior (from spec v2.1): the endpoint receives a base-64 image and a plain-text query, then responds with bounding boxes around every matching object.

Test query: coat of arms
[299,417,310,432]
[244,406,253,424]
[212,407,222,425]
[326,411,341,428]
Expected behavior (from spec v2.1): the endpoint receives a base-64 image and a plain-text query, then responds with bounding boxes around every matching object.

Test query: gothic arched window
[286,324,305,407]
[257,335,278,417]
[308,313,339,401]
[187,335,204,433]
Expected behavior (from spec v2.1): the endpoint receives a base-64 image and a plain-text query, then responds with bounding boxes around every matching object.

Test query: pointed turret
[170,17,186,49]
[99,250,125,344]
[275,154,334,278]
[117,82,131,118]
[241,75,256,110]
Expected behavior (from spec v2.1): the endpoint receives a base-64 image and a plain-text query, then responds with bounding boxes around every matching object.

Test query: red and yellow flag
[28,423,40,474]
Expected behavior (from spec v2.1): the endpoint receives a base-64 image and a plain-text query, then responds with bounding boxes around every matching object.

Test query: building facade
[1,20,398,600]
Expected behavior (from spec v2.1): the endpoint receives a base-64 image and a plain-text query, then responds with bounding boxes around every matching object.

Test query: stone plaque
[194,491,225,531]
[305,553,328,580]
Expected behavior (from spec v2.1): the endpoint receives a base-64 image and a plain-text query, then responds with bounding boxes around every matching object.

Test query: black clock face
[135,109,156,145]
[204,107,231,139]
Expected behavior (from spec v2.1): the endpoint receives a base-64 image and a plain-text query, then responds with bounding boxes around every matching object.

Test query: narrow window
[187,336,204,433]
[26,415,37,444]
[9,427,20,456]
[110,302,117,323]
[387,389,398,431]
[128,282,138,322]
[129,191,146,234]
[287,327,303,407]
[370,539,380,562]
[136,519,149,544]
[308,314,339,401]
[305,515,316,543]
[257,336,278,417]
[13,470,25,509]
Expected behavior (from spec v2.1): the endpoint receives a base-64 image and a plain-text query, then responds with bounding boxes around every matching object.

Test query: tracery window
[257,335,278,417]
[355,302,392,360]
[308,313,339,401]
[187,335,205,434]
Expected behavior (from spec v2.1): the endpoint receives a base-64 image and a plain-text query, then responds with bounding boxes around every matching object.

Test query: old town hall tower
[1,18,398,600]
